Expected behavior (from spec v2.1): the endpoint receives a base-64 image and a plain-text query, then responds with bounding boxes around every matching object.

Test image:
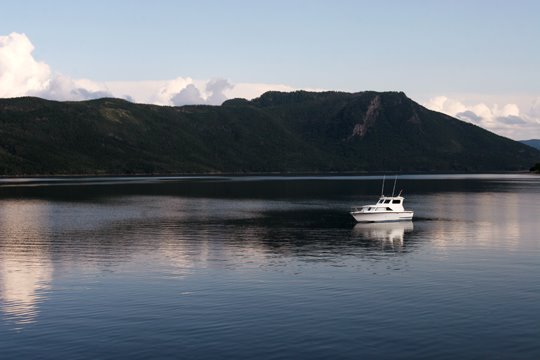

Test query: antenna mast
[391,175,397,197]
[381,175,385,196]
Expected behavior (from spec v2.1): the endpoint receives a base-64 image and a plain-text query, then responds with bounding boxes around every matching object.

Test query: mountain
[520,139,540,151]
[1,91,539,175]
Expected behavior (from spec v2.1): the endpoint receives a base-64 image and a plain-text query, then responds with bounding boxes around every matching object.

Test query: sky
[1,0,539,140]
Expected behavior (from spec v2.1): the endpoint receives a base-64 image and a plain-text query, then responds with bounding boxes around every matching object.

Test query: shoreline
[0,170,535,180]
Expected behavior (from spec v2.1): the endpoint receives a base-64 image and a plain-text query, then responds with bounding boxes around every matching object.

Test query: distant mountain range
[1,91,539,175]
[520,139,540,151]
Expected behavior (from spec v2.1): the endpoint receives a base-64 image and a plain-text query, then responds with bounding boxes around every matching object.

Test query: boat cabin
[352,196,406,213]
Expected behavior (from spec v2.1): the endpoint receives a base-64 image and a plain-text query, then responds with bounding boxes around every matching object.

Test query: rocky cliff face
[352,95,380,138]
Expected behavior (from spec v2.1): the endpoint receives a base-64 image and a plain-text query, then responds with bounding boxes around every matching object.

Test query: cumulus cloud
[32,74,112,101]
[171,84,205,106]
[168,78,234,106]
[456,110,482,123]
[153,77,194,105]
[0,32,112,101]
[0,32,51,97]
[206,78,233,105]
[496,115,526,125]
[423,96,540,140]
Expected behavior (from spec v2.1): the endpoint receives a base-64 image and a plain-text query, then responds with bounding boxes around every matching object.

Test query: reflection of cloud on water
[0,201,53,326]
[0,258,52,326]
[351,221,414,252]
[424,193,522,253]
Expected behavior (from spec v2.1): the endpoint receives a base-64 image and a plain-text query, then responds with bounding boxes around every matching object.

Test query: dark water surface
[1,175,539,359]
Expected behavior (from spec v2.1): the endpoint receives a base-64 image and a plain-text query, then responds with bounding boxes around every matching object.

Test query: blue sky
[1,0,539,139]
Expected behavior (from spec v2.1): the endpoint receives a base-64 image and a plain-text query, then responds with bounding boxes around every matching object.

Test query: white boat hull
[350,211,414,223]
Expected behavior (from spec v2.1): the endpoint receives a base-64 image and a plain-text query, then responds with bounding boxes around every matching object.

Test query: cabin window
[392,200,401,204]
[384,199,391,204]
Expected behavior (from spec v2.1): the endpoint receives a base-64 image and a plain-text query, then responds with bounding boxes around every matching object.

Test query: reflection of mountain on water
[351,221,414,253]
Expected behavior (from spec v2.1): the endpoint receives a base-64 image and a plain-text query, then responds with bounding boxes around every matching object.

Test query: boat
[350,177,414,223]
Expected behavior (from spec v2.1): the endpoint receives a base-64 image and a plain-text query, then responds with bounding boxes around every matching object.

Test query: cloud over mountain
[169,78,234,106]
[205,78,233,105]
[171,84,205,106]
[423,96,540,140]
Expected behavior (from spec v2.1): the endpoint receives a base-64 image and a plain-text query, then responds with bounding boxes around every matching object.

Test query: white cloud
[423,96,540,140]
[168,78,235,106]
[205,78,233,105]
[171,84,205,106]
[154,77,195,105]
[32,74,112,101]
[424,96,467,115]
[0,32,113,101]
[0,32,51,97]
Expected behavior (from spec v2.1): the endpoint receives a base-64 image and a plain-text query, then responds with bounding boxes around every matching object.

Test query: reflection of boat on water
[352,221,414,244]
[350,176,414,222]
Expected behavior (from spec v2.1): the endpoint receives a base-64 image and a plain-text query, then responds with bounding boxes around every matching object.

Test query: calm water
[1,175,539,359]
